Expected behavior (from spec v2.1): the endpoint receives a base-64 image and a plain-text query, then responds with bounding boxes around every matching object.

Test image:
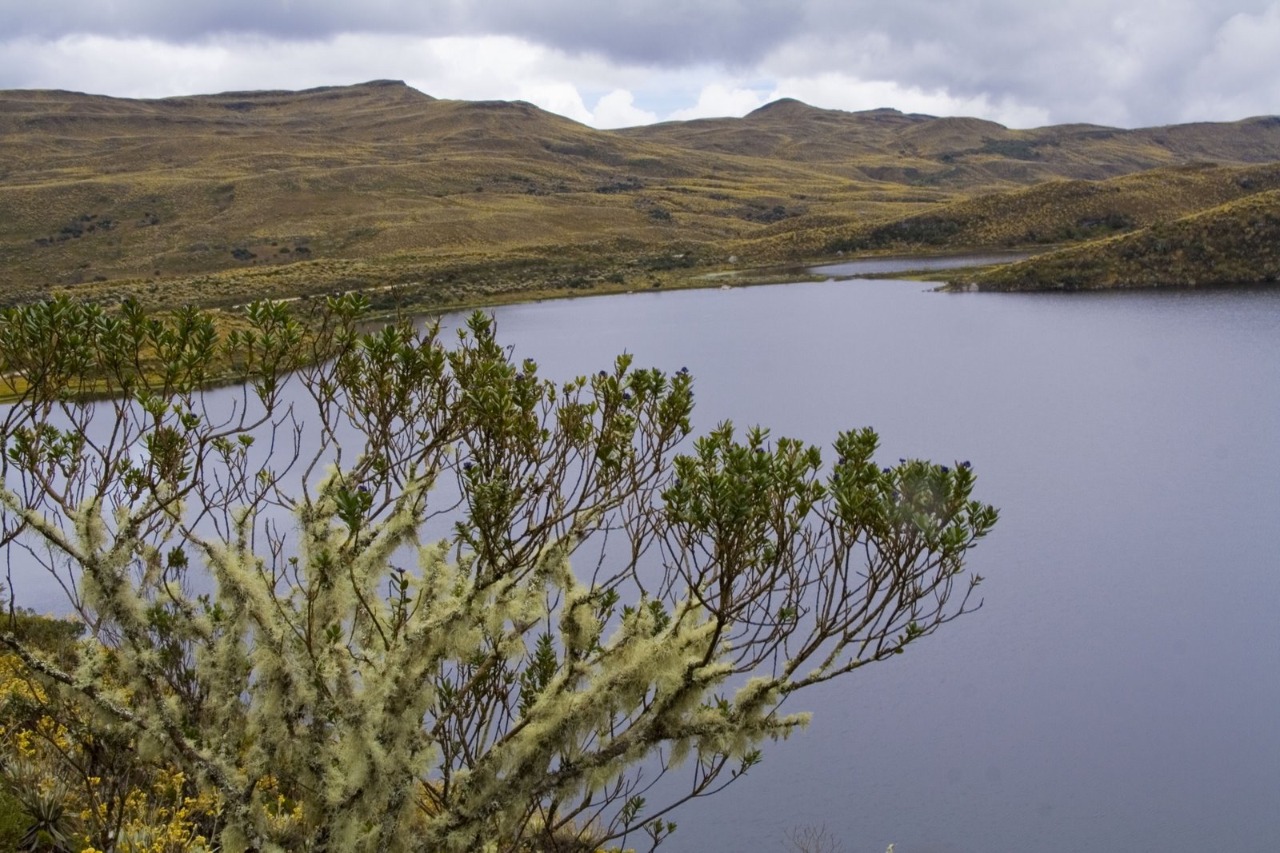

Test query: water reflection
[438,280,1280,853]
[8,273,1280,853]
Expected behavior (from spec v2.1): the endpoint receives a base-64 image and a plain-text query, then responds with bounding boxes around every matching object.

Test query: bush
[0,296,995,851]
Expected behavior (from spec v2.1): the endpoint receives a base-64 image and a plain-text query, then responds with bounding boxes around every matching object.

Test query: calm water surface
[438,278,1280,853]
[11,271,1279,852]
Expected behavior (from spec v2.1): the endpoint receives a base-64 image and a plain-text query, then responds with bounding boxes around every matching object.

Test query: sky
[1,1,1278,130]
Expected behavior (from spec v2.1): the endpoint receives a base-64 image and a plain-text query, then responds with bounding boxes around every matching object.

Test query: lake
[11,262,1280,852]
[434,272,1280,853]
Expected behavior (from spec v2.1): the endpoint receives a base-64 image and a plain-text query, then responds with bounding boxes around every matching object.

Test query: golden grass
[953,189,1280,290]
[743,161,1280,262]
[2,81,1279,309]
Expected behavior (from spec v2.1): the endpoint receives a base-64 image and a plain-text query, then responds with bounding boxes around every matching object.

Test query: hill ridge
[1,81,1278,307]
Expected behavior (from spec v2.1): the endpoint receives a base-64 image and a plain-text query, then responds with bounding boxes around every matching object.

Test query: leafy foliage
[0,606,219,853]
[0,297,996,852]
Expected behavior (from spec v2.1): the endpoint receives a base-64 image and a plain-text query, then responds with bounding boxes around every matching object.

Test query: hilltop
[2,80,1280,309]
[619,100,1280,185]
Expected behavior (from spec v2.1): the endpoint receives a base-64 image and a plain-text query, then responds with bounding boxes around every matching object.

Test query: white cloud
[1178,4,1280,121]
[666,82,770,121]
[0,32,604,126]
[590,90,658,128]
[415,36,561,102]
[0,2,1277,128]
[516,81,592,123]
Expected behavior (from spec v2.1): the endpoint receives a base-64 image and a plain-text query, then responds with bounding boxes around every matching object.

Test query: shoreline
[0,250,1026,404]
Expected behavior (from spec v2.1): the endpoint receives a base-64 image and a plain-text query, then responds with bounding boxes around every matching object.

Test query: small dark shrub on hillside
[979,138,1041,160]
[596,176,645,193]
[1074,212,1134,235]
[741,203,798,223]
[828,215,963,252]
[1027,213,1137,244]
[640,252,696,270]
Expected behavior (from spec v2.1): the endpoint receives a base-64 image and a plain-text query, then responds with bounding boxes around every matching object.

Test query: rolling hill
[733,160,1280,260]
[620,98,1280,184]
[3,80,1280,309]
[949,189,1280,291]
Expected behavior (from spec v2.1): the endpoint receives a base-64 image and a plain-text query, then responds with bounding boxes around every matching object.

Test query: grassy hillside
[803,161,1280,254]
[3,80,1280,309]
[950,189,1280,290]
[621,100,1280,185]
[0,82,922,305]
[733,161,1280,263]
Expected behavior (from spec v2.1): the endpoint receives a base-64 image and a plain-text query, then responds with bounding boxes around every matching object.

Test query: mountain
[2,81,1279,308]
[619,99,1280,185]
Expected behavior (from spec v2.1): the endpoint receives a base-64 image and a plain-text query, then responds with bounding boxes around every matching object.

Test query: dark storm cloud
[0,0,462,42]
[0,0,798,62]
[471,1,802,65]
[1,0,1276,126]
[2,0,1273,77]
[773,0,1280,126]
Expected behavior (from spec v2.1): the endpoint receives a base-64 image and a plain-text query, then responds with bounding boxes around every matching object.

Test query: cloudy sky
[1,1,1278,130]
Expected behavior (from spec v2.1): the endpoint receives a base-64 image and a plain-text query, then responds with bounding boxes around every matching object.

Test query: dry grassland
[3,81,1280,310]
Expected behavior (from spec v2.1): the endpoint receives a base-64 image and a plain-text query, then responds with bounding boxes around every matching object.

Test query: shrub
[0,297,995,851]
